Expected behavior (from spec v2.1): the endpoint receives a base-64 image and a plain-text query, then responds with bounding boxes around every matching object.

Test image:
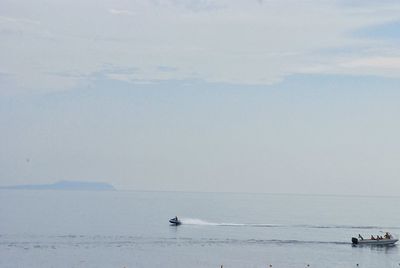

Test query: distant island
[0,180,116,191]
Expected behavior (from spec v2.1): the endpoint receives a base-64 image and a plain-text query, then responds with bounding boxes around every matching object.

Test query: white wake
[177,219,400,230]
[179,218,281,227]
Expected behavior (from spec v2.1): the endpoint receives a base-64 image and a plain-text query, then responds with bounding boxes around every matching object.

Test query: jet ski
[169,217,181,226]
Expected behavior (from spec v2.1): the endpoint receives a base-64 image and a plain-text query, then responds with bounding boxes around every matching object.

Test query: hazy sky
[1,0,400,195]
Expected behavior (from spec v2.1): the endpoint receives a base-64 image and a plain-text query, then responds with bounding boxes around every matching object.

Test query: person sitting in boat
[358,234,364,240]
[371,235,376,240]
[384,232,390,239]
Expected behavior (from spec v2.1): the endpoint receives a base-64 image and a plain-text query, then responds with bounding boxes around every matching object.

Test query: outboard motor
[352,237,358,244]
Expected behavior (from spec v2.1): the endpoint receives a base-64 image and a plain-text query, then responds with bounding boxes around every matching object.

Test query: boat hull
[169,219,181,226]
[352,237,398,245]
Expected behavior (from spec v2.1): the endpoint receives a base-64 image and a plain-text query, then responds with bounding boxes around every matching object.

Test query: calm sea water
[1,190,400,268]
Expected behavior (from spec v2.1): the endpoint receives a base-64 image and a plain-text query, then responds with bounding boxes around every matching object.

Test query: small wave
[245,239,349,245]
[57,235,77,238]
[0,237,350,249]
[294,224,400,230]
[179,218,400,230]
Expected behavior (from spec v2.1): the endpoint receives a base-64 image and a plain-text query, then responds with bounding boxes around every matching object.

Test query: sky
[1,0,400,195]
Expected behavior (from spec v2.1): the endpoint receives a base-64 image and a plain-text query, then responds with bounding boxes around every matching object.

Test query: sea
[1,190,400,268]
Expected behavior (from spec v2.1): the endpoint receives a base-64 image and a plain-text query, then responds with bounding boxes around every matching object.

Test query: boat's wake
[179,218,400,230]
[180,218,281,227]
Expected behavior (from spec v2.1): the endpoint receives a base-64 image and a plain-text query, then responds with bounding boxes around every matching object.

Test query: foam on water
[179,218,400,230]
[180,218,281,227]
[180,218,218,225]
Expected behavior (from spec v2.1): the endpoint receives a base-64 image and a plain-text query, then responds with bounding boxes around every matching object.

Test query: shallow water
[1,190,400,267]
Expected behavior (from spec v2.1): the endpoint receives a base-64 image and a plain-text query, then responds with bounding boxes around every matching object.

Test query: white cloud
[0,16,40,25]
[1,0,400,92]
[333,56,400,78]
[341,57,400,69]
[109,9,134,16]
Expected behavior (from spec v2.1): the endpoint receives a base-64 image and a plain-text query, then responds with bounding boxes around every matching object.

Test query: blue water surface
[1,190,400,267]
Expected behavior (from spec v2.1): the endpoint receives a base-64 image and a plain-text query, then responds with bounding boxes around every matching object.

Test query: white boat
[352,233,398,245]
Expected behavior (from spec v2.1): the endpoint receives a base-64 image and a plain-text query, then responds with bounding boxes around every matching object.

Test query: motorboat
[169,217,181,226]
[352,233,398,245]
